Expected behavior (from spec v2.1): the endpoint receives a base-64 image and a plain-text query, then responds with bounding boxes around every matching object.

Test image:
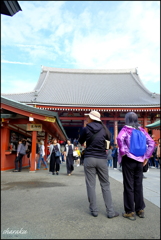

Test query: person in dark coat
[64,139,74,176]
[79,110,119,218]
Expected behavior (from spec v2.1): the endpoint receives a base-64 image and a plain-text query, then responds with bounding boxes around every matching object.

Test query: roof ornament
[151,92,156,98]
[34,90,38,96]
[135,67,138,75]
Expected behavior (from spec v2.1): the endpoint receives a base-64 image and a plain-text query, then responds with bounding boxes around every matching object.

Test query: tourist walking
[64,139,74,176]
[37,140,48,170]
[117,112,155,220]
[13,139,27,172]
[79,110,119,218]
[49,138,61,175]
[73,146,81,167]
[107,146,113,168]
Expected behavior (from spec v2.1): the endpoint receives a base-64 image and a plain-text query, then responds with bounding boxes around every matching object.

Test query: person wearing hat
[78,110,119,218]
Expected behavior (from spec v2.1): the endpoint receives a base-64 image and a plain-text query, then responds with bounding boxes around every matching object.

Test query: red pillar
[1,124,10,171]
[143,113,148,132]
[150,115,156,139]
[44,132,48,160]
[29,131,37,172]
[114,120,118,144]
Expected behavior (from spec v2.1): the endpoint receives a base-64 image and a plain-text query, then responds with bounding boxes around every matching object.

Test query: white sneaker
[113,168,117,170]
[77,164,80,167]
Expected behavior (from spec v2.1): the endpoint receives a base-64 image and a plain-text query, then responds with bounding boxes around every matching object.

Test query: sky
[1,1,160,94]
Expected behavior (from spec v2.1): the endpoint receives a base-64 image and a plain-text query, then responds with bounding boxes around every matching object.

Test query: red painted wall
[1,153,29,171]
[152,130,160,142]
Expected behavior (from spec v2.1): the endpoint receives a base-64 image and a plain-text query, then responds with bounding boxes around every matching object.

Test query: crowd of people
[12,123,160,174]
[13,137,85,174]
[12,128,160,174]
[12,110,160,220]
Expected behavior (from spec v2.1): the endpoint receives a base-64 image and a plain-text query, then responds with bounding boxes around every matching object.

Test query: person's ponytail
[101,122,111,140]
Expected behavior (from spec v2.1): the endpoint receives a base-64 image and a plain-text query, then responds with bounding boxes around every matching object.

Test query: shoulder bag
[52,145,61,157]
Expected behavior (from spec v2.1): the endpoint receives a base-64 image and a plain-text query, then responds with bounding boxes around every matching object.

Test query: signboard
[26,124,42,131]
[44,116,56,123]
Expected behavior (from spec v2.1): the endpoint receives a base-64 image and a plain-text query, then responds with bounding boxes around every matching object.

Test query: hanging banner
[26,124,42,131]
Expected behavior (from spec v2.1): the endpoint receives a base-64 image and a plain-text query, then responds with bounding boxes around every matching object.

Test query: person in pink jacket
[117,112,155,221]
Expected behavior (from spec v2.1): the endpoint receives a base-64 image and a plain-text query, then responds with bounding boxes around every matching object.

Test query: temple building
[1,96,67,171]
[2,66,160,143]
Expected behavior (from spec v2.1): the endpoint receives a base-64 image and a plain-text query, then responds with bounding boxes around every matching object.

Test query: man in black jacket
[79,110,119,219]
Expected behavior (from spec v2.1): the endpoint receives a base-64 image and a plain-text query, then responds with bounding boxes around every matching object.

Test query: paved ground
[1,163,160,239]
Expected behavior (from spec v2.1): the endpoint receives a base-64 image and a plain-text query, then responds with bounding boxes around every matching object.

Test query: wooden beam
[9,119,30,124]
[59,116,144,121]
[1,114,17,118]
[1,103,48,122]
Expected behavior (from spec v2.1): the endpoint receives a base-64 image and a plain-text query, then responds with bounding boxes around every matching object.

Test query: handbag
[73,151,78,157]
[143,162,149,172]
[55,151,61,157]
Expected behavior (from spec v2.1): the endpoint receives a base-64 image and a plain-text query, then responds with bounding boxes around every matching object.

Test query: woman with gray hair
[117,112,155,220]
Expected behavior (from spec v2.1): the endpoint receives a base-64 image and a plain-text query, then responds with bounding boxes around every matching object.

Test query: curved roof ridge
[42,66,137,74]
[33,70,47,91]
[35,71,49,94]
[136,74,160,96]
[130,72,155,96]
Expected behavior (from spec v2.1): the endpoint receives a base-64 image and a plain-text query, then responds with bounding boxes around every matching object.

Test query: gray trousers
[84,157,115,216]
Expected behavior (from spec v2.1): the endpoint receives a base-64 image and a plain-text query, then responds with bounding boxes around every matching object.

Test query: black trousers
[113,157,118,168]
[15,153,24,171]
[122,155,145,213]
[49,153,60,172]
[66,154,74,174]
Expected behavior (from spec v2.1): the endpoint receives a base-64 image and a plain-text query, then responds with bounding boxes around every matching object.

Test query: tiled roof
[146,120,160,128]
[2,67,160,107]
[1,96,68,139]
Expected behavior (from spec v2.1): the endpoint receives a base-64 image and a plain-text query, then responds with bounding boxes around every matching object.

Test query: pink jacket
[117,125,155,163]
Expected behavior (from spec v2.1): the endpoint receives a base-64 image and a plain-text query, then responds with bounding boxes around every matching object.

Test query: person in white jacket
[49,138,61,175]
[64,139,74,176]
[37,140,48,170]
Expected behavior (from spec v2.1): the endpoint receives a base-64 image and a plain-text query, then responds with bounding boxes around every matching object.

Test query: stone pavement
[1,163,160,239]
[108,166,160,208]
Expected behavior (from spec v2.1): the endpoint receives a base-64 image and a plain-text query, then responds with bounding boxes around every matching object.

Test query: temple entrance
[64,126,82,142]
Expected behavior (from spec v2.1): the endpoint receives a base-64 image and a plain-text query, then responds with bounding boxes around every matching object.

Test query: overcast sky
[1,1,160,94]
